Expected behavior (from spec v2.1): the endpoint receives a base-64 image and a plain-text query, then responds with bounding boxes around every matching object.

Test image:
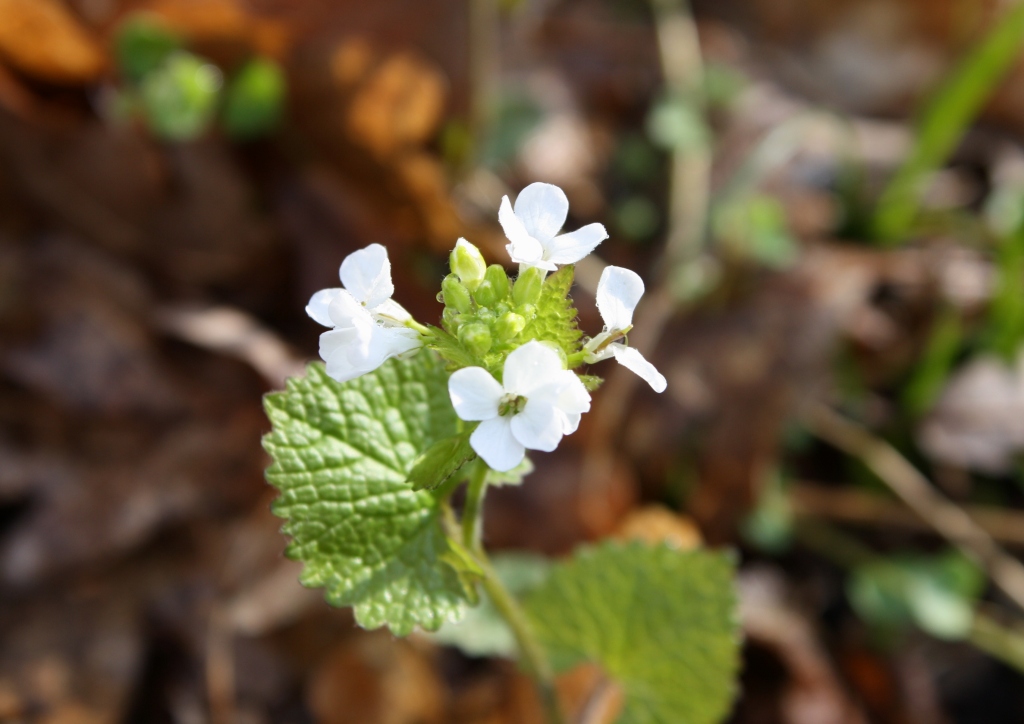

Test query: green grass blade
[873,3,1024,245]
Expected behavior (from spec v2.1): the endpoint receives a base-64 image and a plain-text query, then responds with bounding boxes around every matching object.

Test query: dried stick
[791,483,1024,548]
[584,0,708,469]
[804,403,1024,614]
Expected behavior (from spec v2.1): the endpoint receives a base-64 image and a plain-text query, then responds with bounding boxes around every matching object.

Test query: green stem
[476,548,566,724]
[462,459,489,552]
[460,460,565,723]
[969,611,1024,675]
[405,318,431,335]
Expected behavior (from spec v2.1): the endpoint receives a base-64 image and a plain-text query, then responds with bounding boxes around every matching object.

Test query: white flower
[306,244,421,383]
[583,266,667,393]
[448,341,591,471]
[499,182,607,271]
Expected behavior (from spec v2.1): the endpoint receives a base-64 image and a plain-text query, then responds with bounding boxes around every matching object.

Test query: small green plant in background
[263,183,741,723]
[111,14,286,142]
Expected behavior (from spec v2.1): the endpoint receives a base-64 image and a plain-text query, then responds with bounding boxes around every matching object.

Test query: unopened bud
[442,306,460,332]
[458,322,492,356]
[512,266,544,305]
[442,274,472,314]
[484,265,510,299]
[494,312,526,342]
[450,238,487,291]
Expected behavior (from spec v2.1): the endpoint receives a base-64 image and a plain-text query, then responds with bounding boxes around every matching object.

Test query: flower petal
[319,326,364,362]
[502,341,565,396]
[558,411,582,435]
[596,265,644,331]
[339,243,394,308]
[306,288,346,327]
[500,196,546,267]
[449,367,504,421]
[610,344,667,393]
[371,326,422,359]
[510,399,563,452]
[513,182,568,242]
[327,289,370,328]
[371,298,412,325]
[471,417,526,472]
[546,223,608,265]
[554,372,592,416]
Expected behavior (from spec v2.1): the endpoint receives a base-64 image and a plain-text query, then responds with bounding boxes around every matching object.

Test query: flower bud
[450,238,487,291]
[484,264,510,299]
[494,312,526,342]
[458,322,492,356]
[442,274,472,314]
[513,266,544,305]
[474,265,510,308]
[441,305,460,332]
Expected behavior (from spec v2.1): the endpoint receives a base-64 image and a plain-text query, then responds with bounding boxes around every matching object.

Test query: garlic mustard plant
[306,243,421,382]
[266,183,739,724]
[449,341,591,471]
[499,182,608,270]
[583,265,668,393]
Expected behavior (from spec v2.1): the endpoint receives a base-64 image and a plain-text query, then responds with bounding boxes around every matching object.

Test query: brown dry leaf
[739,568,869,724]
[0,593,143,724]
[345,50,446,158]
[138,0,293,57]
[394,152,465,251]
[614,505,703,550]
[308,632,445,724]
[555,663,624,724]
[485,447,637,555]
[0,0,105,84]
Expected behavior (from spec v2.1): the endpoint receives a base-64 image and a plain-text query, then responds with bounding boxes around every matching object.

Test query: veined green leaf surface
[521,264,582,357]
[526,542,741,724]
[263,355,471,635]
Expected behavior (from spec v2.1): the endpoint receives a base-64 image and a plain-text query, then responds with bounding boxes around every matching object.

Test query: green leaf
[432,552,552,658]
[521,265,582,357]
[114,14,183,83]
[848,551,984,641]
[486,456,534,486]
[526,542,741,724]
[222,57,286,140]
[424,324,481,369]
[873,1,1024,244]
[578,374,604,391]
[140,52,222,141]
[263,355,472,635]
[409,430,476,491]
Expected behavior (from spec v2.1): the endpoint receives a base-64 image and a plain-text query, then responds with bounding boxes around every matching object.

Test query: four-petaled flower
[499,182,607,271]
[306,244,422,383]
[582,266,667,393]
[448,341,591,471]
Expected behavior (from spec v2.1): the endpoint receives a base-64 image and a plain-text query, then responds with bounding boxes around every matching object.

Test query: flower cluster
[307,182,666,471]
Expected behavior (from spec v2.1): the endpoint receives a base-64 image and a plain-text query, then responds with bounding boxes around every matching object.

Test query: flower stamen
[498,393,528,417]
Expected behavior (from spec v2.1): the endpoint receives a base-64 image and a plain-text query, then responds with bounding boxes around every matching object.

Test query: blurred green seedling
[848,550,985,642]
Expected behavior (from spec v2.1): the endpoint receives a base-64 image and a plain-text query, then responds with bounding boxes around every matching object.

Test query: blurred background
[4,0,1024,722]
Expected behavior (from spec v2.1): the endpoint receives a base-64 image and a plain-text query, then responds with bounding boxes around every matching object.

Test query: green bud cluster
[439,240,541,358]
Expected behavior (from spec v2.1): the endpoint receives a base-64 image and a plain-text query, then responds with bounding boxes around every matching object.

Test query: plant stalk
[462,459,489,551]
[477,548,566,724]
[460,460,565,724]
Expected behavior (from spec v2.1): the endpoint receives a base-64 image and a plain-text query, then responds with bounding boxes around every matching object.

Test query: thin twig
[791,483,1024,548]
[584,0,708,471]
[803,402,1024,615]
[795,518,1024,676]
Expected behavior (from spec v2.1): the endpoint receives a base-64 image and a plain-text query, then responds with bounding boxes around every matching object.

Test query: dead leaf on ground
[0,0,105,84]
